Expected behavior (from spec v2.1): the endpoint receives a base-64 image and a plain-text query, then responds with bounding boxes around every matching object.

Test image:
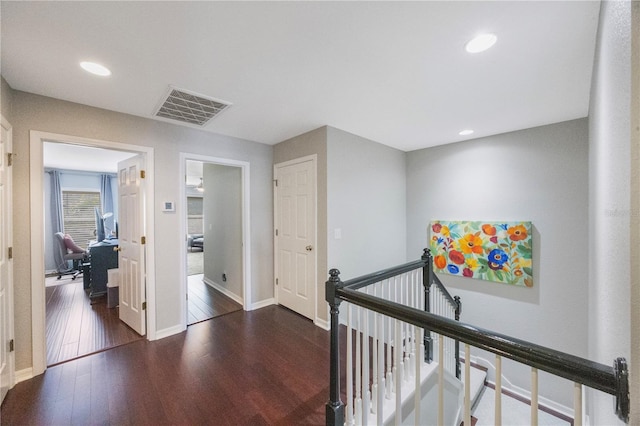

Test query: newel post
[454,295,462,379]
[326,269,345,426]
[614,357,629,423]
[422,248,434,363]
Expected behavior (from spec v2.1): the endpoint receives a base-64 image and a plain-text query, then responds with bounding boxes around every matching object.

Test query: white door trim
[178,153,251,331]
[273,154,318,323]
[29,131,156,376]
[1,115,14,397]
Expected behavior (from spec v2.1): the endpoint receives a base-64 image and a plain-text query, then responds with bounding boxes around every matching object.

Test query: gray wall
[202,163,243,298]
[9,88,273,370]
[327,127,406,279]
[273,126,328,323]
[406,118,589,408]
[588,1,632,424]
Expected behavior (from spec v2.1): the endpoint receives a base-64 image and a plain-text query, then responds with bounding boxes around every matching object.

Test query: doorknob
[113,247,122,252]
[306,245,313,251]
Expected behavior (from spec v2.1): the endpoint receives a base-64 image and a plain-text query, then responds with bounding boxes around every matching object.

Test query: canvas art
[430,220,533,287]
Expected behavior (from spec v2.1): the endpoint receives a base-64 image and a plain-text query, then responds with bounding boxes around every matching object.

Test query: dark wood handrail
[334,285,629,422]
[341,258,426,290]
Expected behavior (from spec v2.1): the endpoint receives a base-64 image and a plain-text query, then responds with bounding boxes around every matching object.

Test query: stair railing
[423,248,462,378]
[326,250,630,426]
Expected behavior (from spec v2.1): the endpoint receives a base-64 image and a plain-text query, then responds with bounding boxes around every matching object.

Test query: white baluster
[363,298,370,425]
[372,285,378,416]
[574,382,582,426]
[464,344,471,426]
[495,355,502,426]
[377,304,384,426]
[438,333,444,426]
[531,367,538,426]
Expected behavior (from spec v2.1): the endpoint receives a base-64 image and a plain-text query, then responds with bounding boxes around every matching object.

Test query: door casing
[29,131,155,376]
[178,153,252,330]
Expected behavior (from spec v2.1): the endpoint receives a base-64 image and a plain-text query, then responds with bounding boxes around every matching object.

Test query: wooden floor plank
[187,275,242,324]
[1,306,342,425]
[44,278,144,366]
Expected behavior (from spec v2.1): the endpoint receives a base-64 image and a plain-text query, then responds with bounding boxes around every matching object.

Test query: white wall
[203,163,243,298]
[9,88,273,370]
[406,118,589,408]
[327,127,406,280]
[588,1,632,424]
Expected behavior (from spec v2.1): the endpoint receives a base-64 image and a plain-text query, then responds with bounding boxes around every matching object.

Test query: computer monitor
[95,207,105,242]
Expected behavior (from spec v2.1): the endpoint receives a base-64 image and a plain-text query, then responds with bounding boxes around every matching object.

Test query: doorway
[180,154,250,328]
[30,131,156,376]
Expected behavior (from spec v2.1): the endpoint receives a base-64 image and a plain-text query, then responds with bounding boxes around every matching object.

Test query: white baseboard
[314,317,330,330]
[250,298,275,310]
[203,277,243,306]
[15,367,34,384]
[154,324,185,340]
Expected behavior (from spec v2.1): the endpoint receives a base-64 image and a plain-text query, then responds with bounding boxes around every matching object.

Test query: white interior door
[117,155,146,335]
[0,117,14,402]
[275,158,316,320]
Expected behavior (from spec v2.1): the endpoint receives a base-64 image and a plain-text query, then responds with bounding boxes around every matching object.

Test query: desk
[88,239,119,298]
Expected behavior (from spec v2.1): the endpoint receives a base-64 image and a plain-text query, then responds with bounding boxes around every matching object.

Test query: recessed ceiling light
[459,129,474,136]
[80,61,111,76]
[465,33,497,53]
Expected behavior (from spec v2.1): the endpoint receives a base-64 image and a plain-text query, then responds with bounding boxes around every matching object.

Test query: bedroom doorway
[42,142,144,366]
[180,155,250,327]
[30,131,156,376]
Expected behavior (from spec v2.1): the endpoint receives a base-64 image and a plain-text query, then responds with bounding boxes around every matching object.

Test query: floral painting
[430,220,533,287]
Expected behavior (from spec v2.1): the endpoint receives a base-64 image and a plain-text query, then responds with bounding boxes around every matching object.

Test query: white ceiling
[1,1,600,152]
[43,142,137,173]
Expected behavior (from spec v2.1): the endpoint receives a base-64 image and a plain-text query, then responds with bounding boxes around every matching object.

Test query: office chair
[54,232,87,280]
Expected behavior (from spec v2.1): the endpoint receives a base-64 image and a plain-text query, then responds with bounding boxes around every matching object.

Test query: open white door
[0,117,14,402]
[274,157,316,320]
[117,155,146,335]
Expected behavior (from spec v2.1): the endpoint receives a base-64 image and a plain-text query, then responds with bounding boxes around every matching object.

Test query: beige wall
[9,88,273,370]
[1,76,14,122]
[273,126,328,323]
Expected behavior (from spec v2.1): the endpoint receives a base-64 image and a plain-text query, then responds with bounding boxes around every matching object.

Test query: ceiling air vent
[154,87,231,126]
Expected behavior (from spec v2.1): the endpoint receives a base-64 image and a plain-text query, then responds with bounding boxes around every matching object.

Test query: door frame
[178,152,251,329]
[29,131,156,376]
[273,154,318,323]
[1,115,14,397]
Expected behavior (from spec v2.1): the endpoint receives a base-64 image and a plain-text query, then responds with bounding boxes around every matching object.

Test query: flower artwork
[430,220,533,287]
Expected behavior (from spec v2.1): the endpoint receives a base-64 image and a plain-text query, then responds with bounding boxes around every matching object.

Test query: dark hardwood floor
[188,275,242,325]
[2,305,342,425]
[45,278,144,366]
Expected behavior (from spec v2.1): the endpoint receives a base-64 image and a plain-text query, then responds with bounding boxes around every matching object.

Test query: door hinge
[276,278,279,285]
[275,229,278,236]
[274,179,278,187]
[142,302,147,310]
[7,247,12,260]
[141,236,146,245]
[7,153,14,166]
[9,339,14,352]
[140,170,146,179]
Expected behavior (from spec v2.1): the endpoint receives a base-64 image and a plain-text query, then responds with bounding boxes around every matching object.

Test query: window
[62,190,101,246]
[187,196,203,234]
